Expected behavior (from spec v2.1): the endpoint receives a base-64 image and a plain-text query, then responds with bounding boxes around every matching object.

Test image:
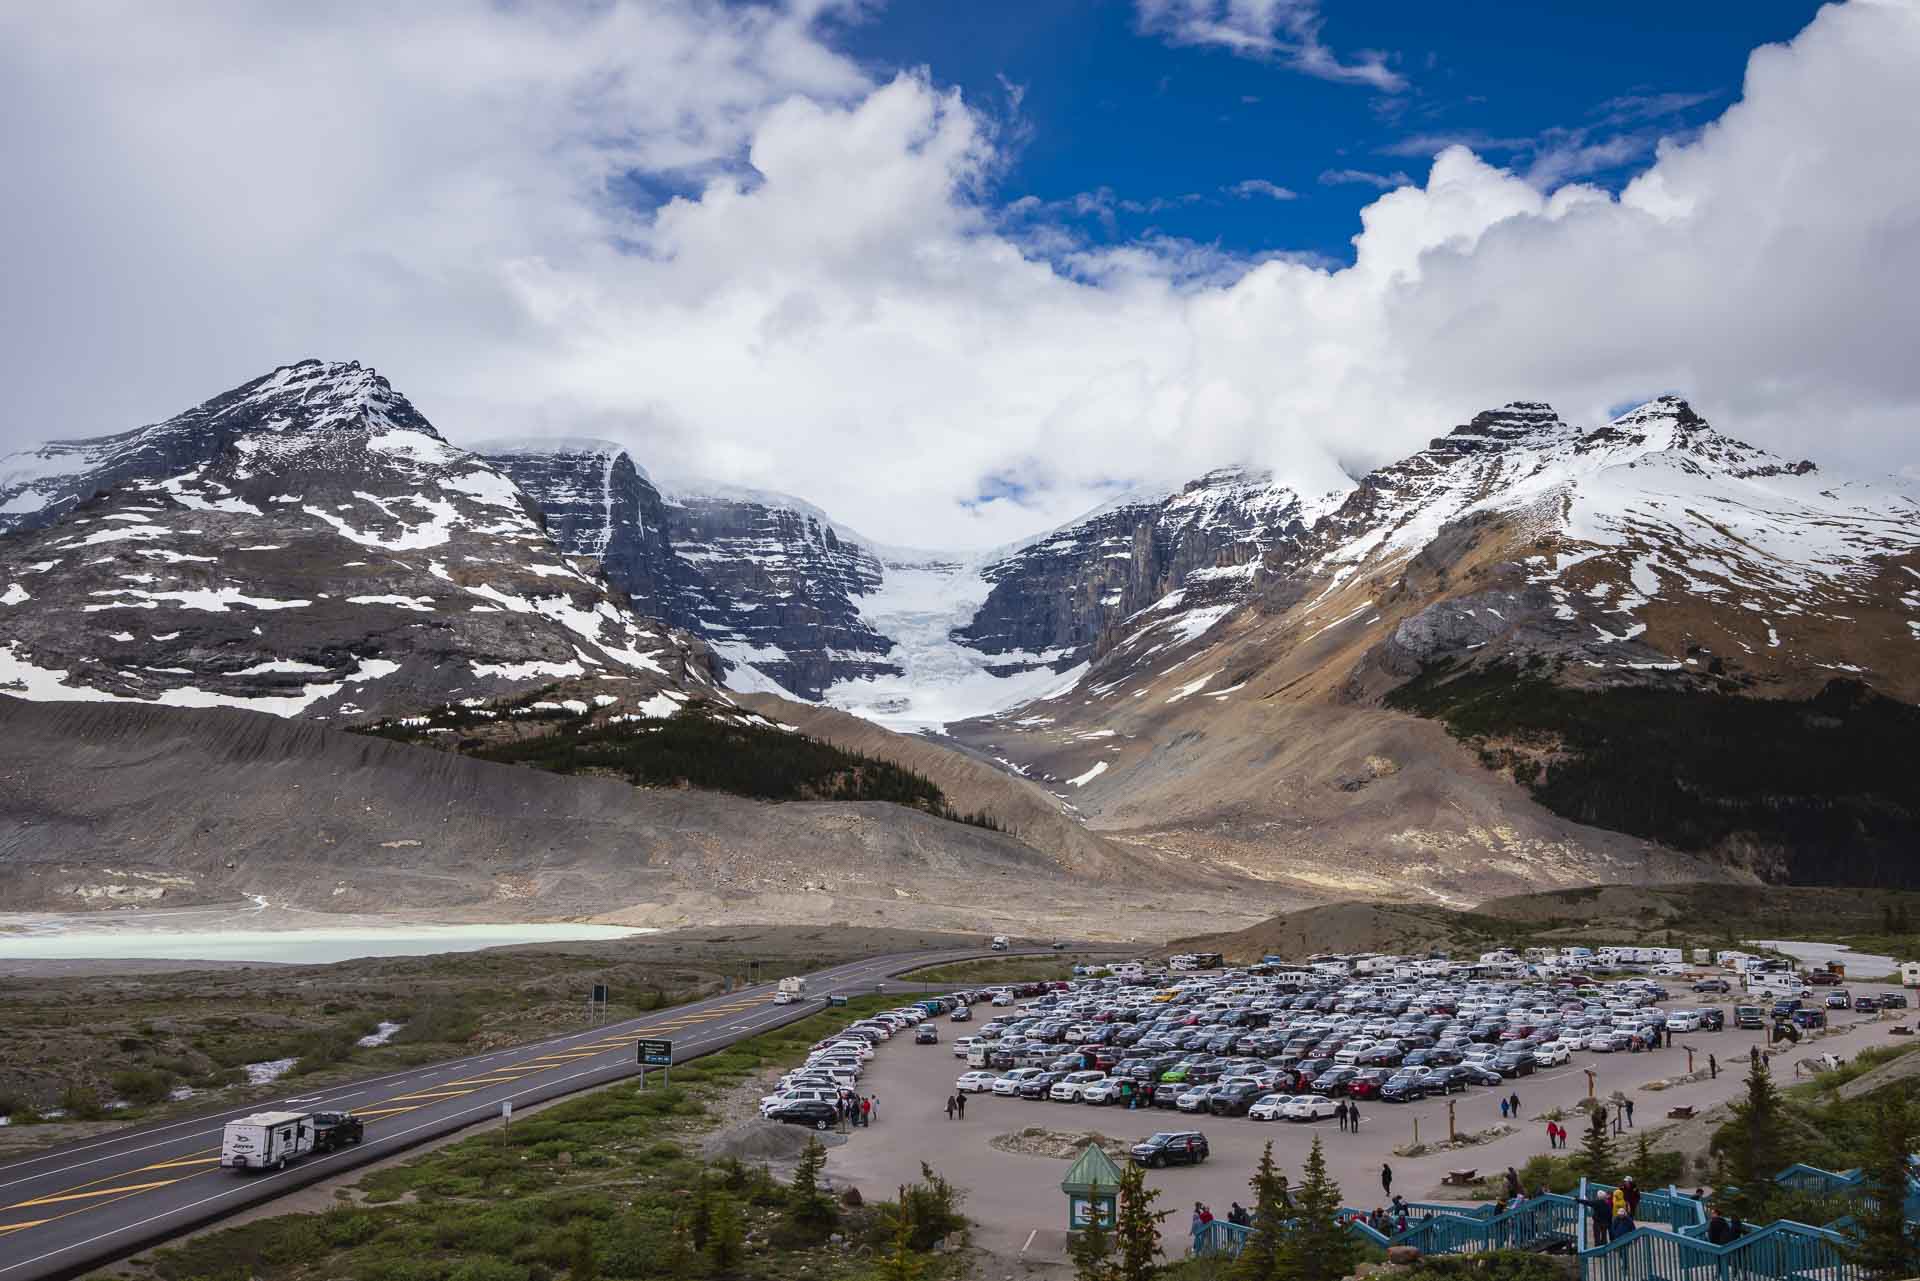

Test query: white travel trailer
[221,1111,314,1172]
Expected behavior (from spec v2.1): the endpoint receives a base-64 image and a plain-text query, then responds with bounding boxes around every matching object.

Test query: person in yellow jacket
[1610,1186,1637,1240]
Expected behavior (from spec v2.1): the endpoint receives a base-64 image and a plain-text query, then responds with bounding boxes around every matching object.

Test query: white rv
[222,1111,315,1172]
[774,976,806,1005]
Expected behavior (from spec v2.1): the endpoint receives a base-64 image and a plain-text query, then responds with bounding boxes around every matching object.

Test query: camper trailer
[222,1112,315,1172]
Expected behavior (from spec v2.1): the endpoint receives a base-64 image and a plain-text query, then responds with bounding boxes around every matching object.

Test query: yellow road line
[0,1218,51,1234]
[385,1089,477,1103]
[141,1156,221,1171]
[12,1179,180,1210]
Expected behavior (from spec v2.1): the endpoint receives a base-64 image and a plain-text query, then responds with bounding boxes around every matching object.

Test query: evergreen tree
[785,1137,839,1242]
[1111,1163,1169,1281]
[876,1196,926,1281]
[1633,1133,1655,1181]
[1715,1054,1788,1214]
[1068,1203,1116,1281]
[705,1195,744,1276]
[1574,1108,1618,1185]
[688,1186,714,1252]
[1846,1097,1920,1278]
[1231,1142,1290,1281]
[1283,1137,1358,1281]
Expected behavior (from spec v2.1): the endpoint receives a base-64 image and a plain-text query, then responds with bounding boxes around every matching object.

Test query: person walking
[1505,1166,1522,1201]
[1500,1098,1510,1120]
[1349,1103,1362,1132]
[861,1096,872,1127]
[1709,1053,1719,1080]
[1381,1163,1394,1199]
[945,1095,956,1120]
[1623,1177,1641,1219]
[1509,1091,1521,1118]
[955,1091,965,1119]
[871,1095,880,1123]
[1707,1206,1733,1245]
[1337,1099,1349,1132]
[1623,1098,1634,1128]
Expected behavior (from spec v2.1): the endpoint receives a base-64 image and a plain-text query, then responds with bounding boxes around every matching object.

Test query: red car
[1345,1070,1392,1101]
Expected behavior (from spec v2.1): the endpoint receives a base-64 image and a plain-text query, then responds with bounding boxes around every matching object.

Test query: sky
[2,1,1917,550]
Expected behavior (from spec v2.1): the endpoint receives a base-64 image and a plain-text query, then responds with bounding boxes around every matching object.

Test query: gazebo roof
[1061,1143,1125,1193]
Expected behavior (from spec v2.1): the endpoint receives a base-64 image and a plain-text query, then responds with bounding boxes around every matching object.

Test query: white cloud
[1319,167,1414,190]
[1227,179,1298,201]
[1133,0,1406,92]
[1,1,1917,553]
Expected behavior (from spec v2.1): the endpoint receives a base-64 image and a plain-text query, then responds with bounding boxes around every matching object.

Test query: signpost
[589,983,610,1024]
[637,1037,673,1086]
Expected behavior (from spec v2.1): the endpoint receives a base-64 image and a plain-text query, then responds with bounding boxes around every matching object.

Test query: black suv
[1379,1073,1431,1103]
[311,1112,364,1152]
[768,1099,838,1130]
[1130,1131,1210,1168]
[1020,1072,1067,1100]
[1493,1051,1536,1078]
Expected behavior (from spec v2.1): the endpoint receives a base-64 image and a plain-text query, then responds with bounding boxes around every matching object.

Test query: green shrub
[111,1067,175,1106]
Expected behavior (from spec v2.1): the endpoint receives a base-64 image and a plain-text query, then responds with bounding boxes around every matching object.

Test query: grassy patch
[898,956,1118,986]
[129,995,951,1281]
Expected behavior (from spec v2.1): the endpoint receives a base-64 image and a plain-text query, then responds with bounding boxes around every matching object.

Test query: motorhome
[774,976,806,1005]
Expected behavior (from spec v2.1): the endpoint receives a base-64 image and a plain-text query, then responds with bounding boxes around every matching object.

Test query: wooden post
[1413,1117,1420,1148]
[1447,1099,1456,1141]
[1584,1069,1596,1100]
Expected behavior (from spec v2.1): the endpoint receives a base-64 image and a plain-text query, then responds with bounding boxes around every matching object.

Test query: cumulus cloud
[1134,0,1406,92]
[1,0,1917,551]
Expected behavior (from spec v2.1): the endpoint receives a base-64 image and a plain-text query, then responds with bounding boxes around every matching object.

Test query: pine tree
[1715,1054,1787,1214]
[876,1196,926,1281]
[1633,1133,1655,1181]
[1111,1162,1169,1281]
[785,1137,838,1242]
[1574,1108,1618,1185]
[1283,1137,1357,1281]
[705,1194,744,1276]
[1846,1097,1920,1278]
[688,1186,714,1252]
[664,1214,697,1281]
[1068,1203,1116,1281]
[1230,1142,1289,1281]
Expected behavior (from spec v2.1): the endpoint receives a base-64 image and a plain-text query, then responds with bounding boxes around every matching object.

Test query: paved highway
[0,945,1061,1280]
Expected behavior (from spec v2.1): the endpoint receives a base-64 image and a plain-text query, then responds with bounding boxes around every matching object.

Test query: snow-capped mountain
[473,441,1321,724]
[481,439,897,700]
[0,362,714,720]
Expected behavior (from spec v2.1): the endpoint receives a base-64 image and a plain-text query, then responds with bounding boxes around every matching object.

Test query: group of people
[941,1093,966,1119]
[1496,1091,1523,1121]
[1335,1099,1363,1131]
[1589,1177,1639,1243]
[841,1093,878,1127]
[1351,1197,1411,1238]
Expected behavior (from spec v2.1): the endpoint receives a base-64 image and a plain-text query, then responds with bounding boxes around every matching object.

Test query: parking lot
[782,965,1915,1258]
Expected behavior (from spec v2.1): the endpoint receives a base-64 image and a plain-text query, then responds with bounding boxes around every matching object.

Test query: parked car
[1021,1072,1068,1100]
[1248,1094,1293,1122]
[1493,1050,1537,1077]
[1209,1083,1266,1117]
[1532,1043,1570,1067]
[1285,1095,1341,1122]
[1694,978,1731,994]
[1130,1131,1210,1167]
[915,1025,939,1044]
[954,1071,999,1093]
[767,1099,838,1130]
[1856,995,1882,1012]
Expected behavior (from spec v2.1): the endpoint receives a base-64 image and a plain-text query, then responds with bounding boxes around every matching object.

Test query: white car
[955,1071,999,1094]
[994,1068,1044,1096]
[992,993,1016,1007]
[1050,1071,1108,1102]
[1285,1095,1341,1122]
[1080,1078,1126,1106]
[1249,1094,1294,1122]
[1176,1085,1217,1112]
[952,1037,978,1059]
[1532,1043,1570,1067]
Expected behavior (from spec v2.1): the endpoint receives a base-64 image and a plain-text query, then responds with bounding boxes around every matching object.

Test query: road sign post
[590,983,610,1024]
[637,1038,673,1087]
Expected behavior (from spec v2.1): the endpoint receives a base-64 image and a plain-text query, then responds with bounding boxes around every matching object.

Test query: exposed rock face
[957,467,1320,675]
[480,440,896,699]
[0,362,714,721]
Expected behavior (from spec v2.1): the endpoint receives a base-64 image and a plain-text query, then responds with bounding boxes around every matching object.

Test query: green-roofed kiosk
[1060,1142,1123,1229]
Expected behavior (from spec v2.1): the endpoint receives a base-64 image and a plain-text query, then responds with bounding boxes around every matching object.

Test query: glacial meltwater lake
[0,917,654,965]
